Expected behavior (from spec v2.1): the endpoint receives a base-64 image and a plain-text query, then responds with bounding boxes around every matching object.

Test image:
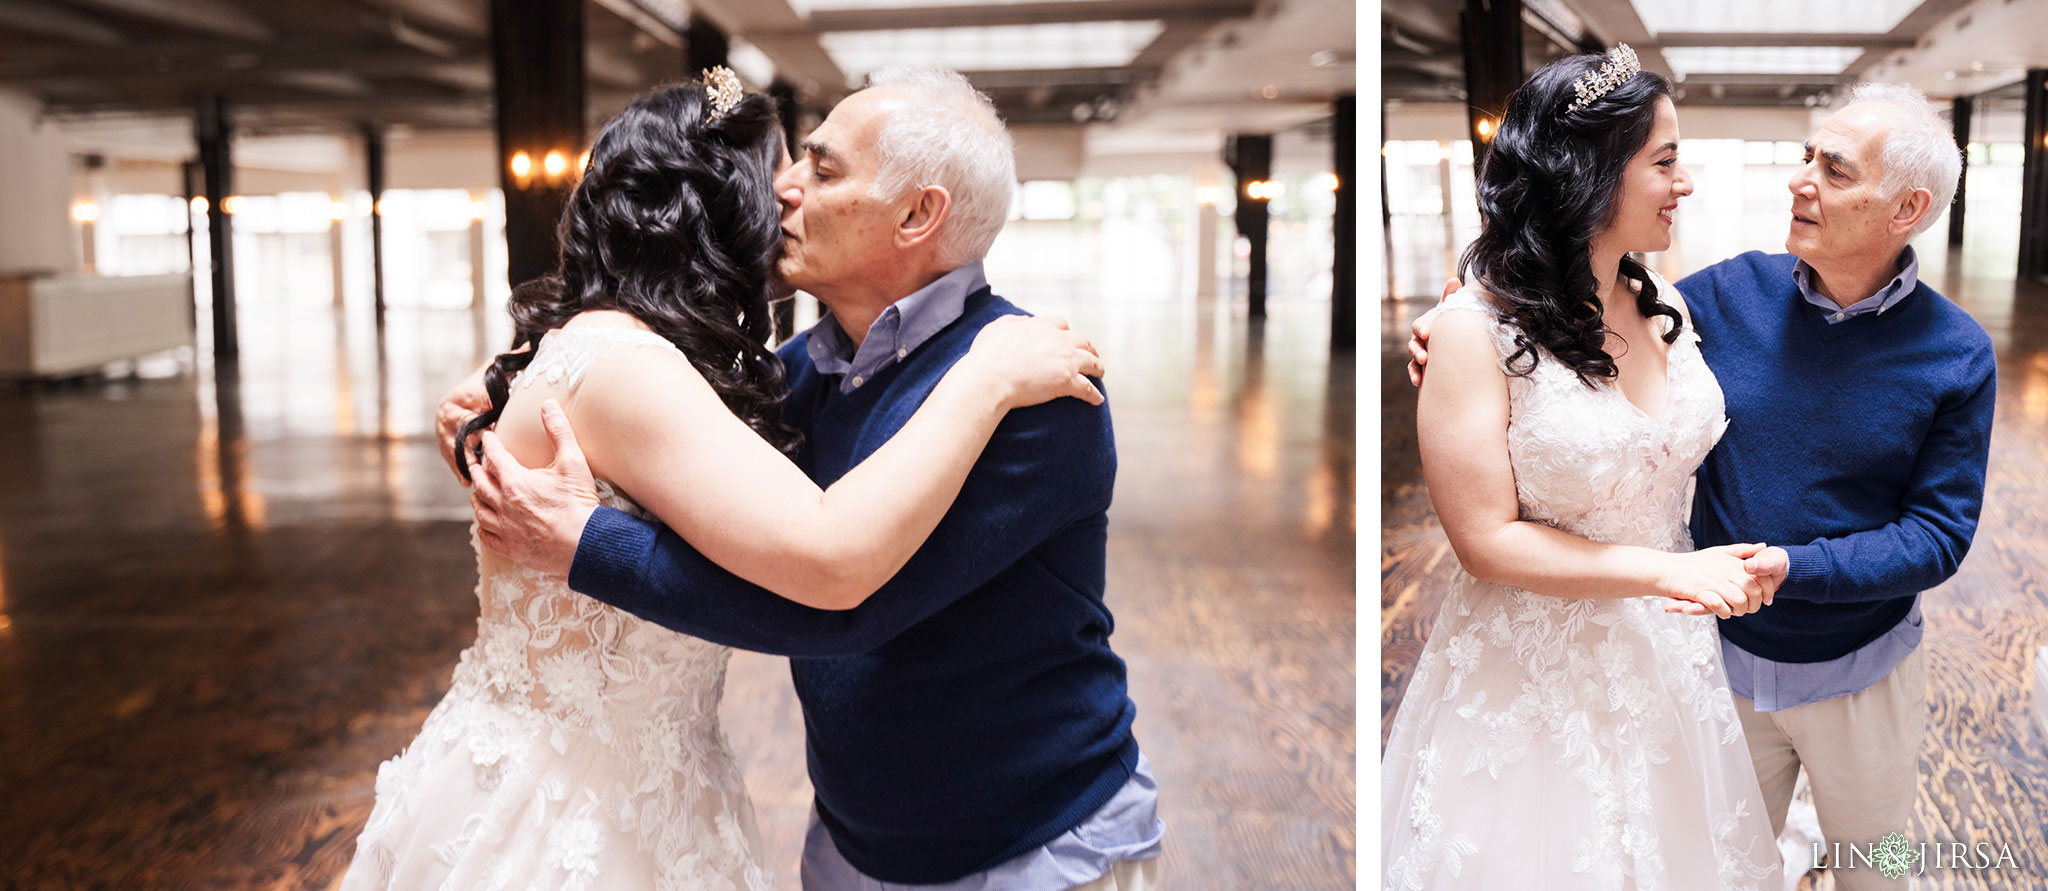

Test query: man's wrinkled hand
[1406,276,1462,388]
[438,369,492,485]
[468,399,602,576]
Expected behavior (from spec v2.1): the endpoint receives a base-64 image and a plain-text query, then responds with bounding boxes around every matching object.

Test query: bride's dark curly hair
[457,79,798,482]
[1458,51,1684,386]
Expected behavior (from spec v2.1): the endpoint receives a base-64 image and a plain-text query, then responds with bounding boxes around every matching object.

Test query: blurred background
[0,0,1357,888]
[1379,2,2048,889]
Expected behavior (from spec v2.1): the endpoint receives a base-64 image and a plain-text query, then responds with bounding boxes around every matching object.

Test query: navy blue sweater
[567,287,1139,883]
[1676,252,1996,663]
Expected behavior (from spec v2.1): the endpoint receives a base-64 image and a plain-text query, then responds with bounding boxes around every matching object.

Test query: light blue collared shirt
[1791,245,1919,324]
[801,754,1164,890]
[1722,245,1925,712]
[805,262,986,394]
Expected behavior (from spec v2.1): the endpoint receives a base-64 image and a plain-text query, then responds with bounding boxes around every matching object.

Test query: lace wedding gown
[1382,281,1781,890]
[342,327,771,891]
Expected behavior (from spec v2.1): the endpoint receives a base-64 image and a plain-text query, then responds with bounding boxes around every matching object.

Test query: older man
[438,68,1162,889]
[1409,83,1996,890]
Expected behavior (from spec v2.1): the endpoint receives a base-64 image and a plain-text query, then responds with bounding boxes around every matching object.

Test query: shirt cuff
[567,505,656,598]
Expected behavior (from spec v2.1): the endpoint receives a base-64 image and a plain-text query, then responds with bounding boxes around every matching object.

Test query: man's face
[1786,102,1902,265]
[772,87,907,295]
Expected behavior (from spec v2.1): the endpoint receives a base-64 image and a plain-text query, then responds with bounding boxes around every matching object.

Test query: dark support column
[363,123,387,327]
[1332,93,1356,352]
[490,0,585,293]
[2022,70,2048,283]
[1949,96,1971,249]
[768,78,801,343]
[1227,133,1273,319]
[684,15,729,72]
[194,92,237,362]
[1459,0,1523,170]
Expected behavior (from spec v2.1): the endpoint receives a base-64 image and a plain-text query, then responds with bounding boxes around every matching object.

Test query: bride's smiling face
[1604,96,1693,254]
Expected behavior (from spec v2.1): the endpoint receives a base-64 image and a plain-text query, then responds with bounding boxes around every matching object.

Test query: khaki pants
[1069,858,1160,891]
[1735,645,1927,891]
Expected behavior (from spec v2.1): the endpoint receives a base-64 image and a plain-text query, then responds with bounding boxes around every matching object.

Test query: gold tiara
[1562,44,1640,116]
[703,65,741,123]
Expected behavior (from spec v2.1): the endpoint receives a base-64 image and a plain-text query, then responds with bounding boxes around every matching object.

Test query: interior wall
[0,89,81,274]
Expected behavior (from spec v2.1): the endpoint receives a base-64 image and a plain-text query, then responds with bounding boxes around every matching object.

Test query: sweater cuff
[567,505,656,599]
[1777,543,1831,601]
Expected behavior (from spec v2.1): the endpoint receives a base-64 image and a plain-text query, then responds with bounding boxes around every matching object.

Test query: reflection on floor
[1380,223,2048,888]
[0,279,1354,888]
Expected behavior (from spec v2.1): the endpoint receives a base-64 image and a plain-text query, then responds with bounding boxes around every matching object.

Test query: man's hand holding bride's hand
[1406,277,1462,387]
[961,314,1107,409]
[469,399,603,576]
[1660,542,1777,618]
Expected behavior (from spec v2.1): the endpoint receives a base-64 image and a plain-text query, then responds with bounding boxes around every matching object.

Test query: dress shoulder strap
[518,326,683,396]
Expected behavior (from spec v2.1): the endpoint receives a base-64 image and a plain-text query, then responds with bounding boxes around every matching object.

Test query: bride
[340,72,1104,890]
[1382,47,1782,889]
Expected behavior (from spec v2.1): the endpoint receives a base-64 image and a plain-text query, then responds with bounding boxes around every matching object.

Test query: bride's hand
[1658,543,1770,618]
[959,314,1106,410]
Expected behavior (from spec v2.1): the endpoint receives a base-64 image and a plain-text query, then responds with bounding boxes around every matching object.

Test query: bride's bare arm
[1417,310,1764,617]
[565,317,1100,612]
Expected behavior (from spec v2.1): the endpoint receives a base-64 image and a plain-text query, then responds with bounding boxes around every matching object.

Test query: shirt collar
[804,261,986,391]
[1793,246,1919,324]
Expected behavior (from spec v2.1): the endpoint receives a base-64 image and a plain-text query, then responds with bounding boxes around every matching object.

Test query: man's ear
[894,185,953,250]
[1889,186,1934,236]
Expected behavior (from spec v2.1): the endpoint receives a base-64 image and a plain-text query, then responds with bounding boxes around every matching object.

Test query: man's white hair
[1848,82,1962,237]
[862,66,1016,268]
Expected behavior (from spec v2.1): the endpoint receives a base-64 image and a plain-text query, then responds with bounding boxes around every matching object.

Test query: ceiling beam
[349,0,487,37]
[1842,0,1978,79]
[1653,32,1917,49]
[0,44,486,80]
[1378,0,1457,47]
[1670,72,1848,86]
[587,0,683,50]
[962,66,1158,91]
[803,0,1255,33]
[682,0,847,96]
[0,1,129,46]
[1128,17,1219,70]
[1561,0,1675,78]
[62,0,275,42]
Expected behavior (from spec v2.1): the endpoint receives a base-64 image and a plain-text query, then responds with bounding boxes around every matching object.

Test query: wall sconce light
[1194,185,1226,206]
[1245,180,1284,201]
[190,196,208,215]
[510,150,534,188]
[1310,172,1340,192]
[71,202,99,223]
[1476,117,1497,142]
[510,148,582,188]
[221,196,243,215]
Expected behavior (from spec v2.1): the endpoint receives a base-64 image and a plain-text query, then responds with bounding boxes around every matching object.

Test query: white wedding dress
[1382,280,1781,890]
[342,327,772,891]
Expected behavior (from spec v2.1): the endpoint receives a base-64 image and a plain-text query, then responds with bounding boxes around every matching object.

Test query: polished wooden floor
[0,278,1355,887]
[1381,225,2048,889]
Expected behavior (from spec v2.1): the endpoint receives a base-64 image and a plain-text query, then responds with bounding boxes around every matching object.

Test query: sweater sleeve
[565,390,1115,657]
[1775,344,1996,603]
